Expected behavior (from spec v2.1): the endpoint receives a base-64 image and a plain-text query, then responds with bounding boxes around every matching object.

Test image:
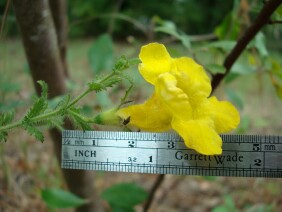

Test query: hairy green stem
[0,109,62,132]
[0,72,123,133]
[67,89,91,109]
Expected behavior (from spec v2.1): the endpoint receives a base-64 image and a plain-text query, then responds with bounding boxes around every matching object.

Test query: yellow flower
[117,43,240,155]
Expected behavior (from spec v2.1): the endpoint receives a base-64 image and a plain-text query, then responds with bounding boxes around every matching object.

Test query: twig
[0,0,11,39]
[268,19,282,24]
[143,174,165,212]
[211,0,282,92]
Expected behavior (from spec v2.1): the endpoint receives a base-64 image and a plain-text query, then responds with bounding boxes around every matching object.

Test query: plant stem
[0,109,61,132]
[143,174,165,212]
[67,89,91,109]
[211,0,282,92]
[0,71,122,133]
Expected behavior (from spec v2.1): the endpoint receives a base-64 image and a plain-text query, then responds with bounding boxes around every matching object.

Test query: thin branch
[268,19,282,24]
[0,0,11,39]
[143,174,165,212]
[211,0,282,92]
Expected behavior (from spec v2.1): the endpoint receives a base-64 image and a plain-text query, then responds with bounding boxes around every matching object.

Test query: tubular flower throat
[117,43,240,155]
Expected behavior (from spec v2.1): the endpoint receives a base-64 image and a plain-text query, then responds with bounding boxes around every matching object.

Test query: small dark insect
[123,116,130,125]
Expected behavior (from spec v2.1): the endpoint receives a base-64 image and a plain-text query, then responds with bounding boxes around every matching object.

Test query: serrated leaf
[88,34,114,74]
[0,111,13,141]
[112,56,130,72]
[41,188,87,209]
[101,183,148,209]
[67,107,92,130]
[26,98,48,119]
[25,81,49,119]
[205,64,226,74]
[88,77,122,92]
[128,58,141,67]
[22,120,44,142]
[37,80,48,100]
[0,131,8,142]
[0,111,14,126]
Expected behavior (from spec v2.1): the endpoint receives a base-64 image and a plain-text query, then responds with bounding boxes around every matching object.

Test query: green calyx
[93,108,121,126]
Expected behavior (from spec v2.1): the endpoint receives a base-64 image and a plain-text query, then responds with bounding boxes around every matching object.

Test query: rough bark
[12,0,102,211]
[49,0,69,78]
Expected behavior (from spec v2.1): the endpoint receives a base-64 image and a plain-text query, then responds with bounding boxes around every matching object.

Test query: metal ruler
[61,130,282,178]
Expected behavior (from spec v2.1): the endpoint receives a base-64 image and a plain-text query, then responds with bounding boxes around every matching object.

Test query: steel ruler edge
[61,130,282,178]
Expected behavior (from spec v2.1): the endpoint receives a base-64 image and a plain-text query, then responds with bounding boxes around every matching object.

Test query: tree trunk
[12,0,102,211]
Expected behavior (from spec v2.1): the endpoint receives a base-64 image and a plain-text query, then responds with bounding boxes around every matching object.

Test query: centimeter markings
[61,130,282,178]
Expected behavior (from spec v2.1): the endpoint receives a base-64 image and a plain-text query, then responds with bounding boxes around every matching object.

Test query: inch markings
[61,130,282,178]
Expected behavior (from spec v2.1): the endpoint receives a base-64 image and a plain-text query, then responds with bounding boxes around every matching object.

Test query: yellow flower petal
[205,96,240,133]
[171,118,222,155]
[117,93,172,132]
[155,72,192,121]
[139,43,172,84]
[173,57,211,106]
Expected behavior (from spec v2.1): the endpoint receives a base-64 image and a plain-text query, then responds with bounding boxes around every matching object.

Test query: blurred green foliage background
[1,0,233,37]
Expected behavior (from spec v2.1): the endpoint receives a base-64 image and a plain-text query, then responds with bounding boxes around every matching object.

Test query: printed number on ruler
[61,131,282,178]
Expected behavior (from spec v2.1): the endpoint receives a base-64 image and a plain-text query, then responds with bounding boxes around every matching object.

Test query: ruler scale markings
[61,130,282,178]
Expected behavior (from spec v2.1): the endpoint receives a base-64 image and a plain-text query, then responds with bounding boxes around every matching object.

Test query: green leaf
[205,64,226,74]
[101,183,148,210]
[273,83,282,100]
[26,98,48,119]
[236,116,250,134]
[212,195,237,212]
[225,88,243,110]
[112,56,130,73]
[202,176,217,181]
[37,80,48,100]
[0,110,14,126]
[214,0,240,40]
[0,131,8,142]
[41,188,87,209]
[88,77,122,92]
[68,107,92,130]
[249,32,268,57]
[267,58,282,79]
[25,81,49,119]
[230,62,255,75]
[155,20,191,49]
[111,205,134,212]
[22,120,44,142]
[224,73,240,84]
[0,111,14,141]
[88,34,114,74]
[207,41,236,51]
